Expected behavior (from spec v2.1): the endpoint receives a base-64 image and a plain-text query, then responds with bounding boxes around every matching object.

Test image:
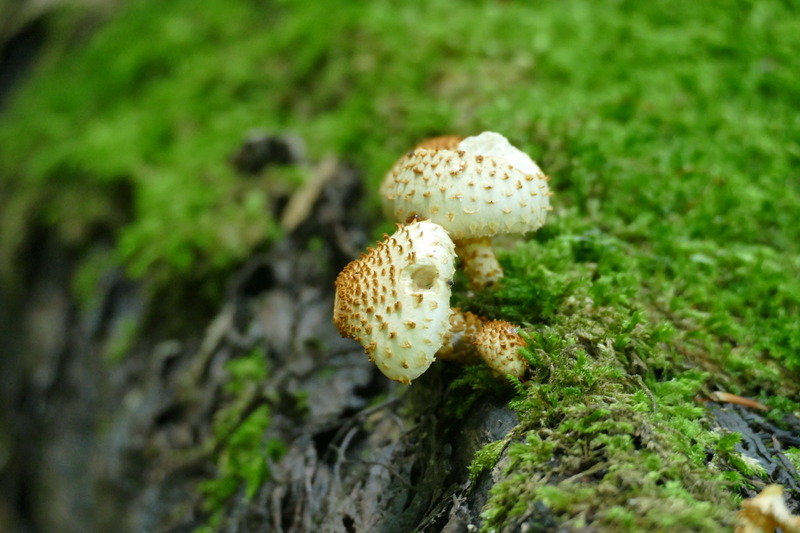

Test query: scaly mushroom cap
[473,320,528,379]
[381,131,551,240]
[333,220,456,384]
[378,135,464,202]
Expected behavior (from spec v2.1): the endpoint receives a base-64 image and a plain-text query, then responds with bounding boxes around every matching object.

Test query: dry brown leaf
[736,484,800,533]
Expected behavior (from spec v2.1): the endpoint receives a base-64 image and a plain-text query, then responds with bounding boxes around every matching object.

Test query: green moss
[223,352,270,395]
[468,439,509,482]
[200,406,274,503]
[477,322,736,530]
[71,247,117,311]
[445,365,510,421]
[104,316,140,363]
[6,0,800,301]
[198,349,285,528]
[785,448,800,472]
[1,0,289,285]
[5,0,800,332]
[455,220,795,530]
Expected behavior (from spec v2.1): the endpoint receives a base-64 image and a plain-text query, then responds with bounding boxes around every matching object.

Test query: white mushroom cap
[381,131,551,240]
[333,220,456,384]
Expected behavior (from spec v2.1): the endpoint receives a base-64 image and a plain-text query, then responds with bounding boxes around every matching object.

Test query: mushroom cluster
[334,131,551,384]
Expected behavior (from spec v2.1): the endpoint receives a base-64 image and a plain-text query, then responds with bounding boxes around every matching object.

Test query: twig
[707,391,770,411]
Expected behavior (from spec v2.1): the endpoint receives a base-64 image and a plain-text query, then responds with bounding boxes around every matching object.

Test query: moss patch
[197,348,284,531]
[460,217,798,529]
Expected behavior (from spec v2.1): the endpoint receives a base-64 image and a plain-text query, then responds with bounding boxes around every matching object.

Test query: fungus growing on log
[333,219,456,384]
[334,220,531,383]
[381,131,552,288]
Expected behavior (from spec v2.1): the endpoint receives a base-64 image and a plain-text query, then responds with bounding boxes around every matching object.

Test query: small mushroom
[437,309,529,379]
[333,219,456,384]
[381,131,552,288]
[472,320,528,379]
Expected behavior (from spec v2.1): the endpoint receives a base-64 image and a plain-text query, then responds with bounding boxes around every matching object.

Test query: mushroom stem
[455,238,504,289]
[437,308,484,363]
[437,309,529,379]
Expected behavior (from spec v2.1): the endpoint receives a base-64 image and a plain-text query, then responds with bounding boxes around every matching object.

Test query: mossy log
[2,159,798,533]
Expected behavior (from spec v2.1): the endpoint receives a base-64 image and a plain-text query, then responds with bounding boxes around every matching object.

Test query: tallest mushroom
[380,131,552,288]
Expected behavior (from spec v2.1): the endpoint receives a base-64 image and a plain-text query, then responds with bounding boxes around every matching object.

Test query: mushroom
[333,219,531,383]
[333,219,456,384]
[472,320,528,379]
[381,131,552,288]
[437,311,529,379]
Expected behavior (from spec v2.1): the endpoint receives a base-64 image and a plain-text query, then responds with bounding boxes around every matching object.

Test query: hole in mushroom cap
[410,265,439,291]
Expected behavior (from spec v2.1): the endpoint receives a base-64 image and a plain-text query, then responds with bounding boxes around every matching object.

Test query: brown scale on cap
[384,147,550,238]
[414,135,464,151]
[334,223,532,383]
